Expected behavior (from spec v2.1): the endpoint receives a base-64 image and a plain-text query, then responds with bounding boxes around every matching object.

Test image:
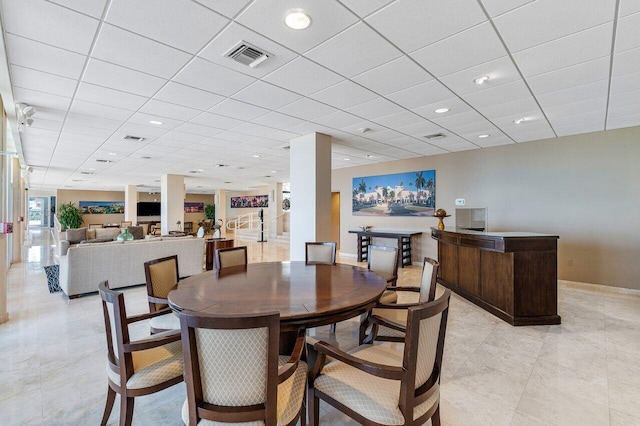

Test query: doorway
[28,197,50,228]
[331,192,340,250]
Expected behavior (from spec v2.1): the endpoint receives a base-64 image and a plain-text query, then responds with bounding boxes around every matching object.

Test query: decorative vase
[117,228,134,241]
[213,229,221,239]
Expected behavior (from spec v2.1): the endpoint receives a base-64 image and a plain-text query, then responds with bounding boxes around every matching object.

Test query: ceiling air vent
[123,135,145,142]
[224,41,271,68]
[423,133,446,140]
[95,159,113,163]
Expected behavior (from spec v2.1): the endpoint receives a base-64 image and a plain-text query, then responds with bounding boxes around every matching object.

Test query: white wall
[333,126,640,290]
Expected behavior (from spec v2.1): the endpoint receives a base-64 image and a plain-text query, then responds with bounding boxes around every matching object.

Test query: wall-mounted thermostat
[455,198,466,206]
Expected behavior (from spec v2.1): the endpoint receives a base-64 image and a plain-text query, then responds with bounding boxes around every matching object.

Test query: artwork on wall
[79,201,125,214]
[230,195,269,208]
[184,202,204,213]
[352,170,436,216]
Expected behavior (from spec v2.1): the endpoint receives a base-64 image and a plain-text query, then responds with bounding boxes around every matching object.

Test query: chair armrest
[278,330,305,384]
[126,309,175,324]
[369,314,406,333]
[311,340,403,380]
[388,286,420,293]
[124,330,181,352]
[147,295,169,305]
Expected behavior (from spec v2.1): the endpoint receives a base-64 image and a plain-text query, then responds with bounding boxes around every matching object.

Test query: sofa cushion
[87,229,96,240]
[80,238,114,244]
[127,226,144,240]
[95,228,121,241]
[66,227,87,244]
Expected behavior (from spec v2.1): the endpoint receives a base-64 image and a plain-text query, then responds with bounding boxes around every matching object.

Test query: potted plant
[58,202,83,230]
[204,204,215,221]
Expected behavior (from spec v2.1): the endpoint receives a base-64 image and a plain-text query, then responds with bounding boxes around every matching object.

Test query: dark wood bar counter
[431,227,560,326]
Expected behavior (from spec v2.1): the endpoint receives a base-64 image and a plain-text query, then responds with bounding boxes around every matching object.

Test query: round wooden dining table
[168,261,387,332]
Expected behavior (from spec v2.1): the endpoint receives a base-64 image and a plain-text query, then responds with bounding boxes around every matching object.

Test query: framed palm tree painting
[352,170,435,216]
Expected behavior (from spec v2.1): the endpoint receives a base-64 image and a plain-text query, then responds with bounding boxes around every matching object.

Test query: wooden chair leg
[308,391,320,426]
[120,394,134,426]
[100,386,116,426]
[431,404,441,426]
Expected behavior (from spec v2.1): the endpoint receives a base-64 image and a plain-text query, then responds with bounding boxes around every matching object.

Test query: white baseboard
[559,280,640,296]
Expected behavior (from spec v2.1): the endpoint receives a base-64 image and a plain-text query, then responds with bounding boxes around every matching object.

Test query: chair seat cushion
[313,342,439,425]
[107,336,183,389]
[149,312,180,331]
[181,355,307,425]
[379,290,398,304]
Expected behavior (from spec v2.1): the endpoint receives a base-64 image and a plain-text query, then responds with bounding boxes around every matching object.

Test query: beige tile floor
[1,228,640,425]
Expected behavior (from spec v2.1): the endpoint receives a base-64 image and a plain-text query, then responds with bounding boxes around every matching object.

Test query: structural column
[214,189,226,237]
[11,158,21,263]
[161,174,184,235]
[124,184,137,225]
[289,132,332,261]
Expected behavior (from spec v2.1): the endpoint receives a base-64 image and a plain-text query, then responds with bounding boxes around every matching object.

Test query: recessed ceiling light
[252,154,261,158]
[215,164,228,167]
[149,120,164,125]
[271,170,277,173]
[108,152,118,156]
[366,154,374,159]
[359,127,371,133]
[514,118,527,124]
[87,167,96,171]
[434,108,450,114]
[344,158,350,161]
[478,134,490,138]
[285,11,311,30]
[473,76,490,85]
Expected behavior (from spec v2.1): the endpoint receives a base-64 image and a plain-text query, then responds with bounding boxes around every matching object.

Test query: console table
[348,230,422,268]
[431,227,560,326]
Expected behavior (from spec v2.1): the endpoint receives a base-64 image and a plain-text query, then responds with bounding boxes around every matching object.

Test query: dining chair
[98,281,184,426]
[360,257,439,344]
[183,221,193,233]
[120,221,132,228]
[143,255,181,333]
[305,241,337,265]
[309,289,451,426]
[88,223,103,229]
[178,310,307,426]
[215,246,248,270]
[368,245,400,286]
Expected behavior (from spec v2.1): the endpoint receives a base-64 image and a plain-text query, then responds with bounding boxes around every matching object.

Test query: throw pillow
[66,227,87,244]
[95,227,121,241]
[127,226,144,240]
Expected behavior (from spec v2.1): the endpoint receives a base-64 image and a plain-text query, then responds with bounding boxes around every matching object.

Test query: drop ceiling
[1,0,638,192]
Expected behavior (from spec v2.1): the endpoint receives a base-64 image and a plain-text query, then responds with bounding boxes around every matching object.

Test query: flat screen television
[137,202,161,216]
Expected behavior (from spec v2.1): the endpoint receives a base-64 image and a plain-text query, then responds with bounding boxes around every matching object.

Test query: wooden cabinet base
[432,227,561,326]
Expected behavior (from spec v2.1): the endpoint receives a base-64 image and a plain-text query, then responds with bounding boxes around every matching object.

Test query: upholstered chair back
[144,255,179,312]
[419,258,439,303]
[306,242,337,265]
[99,281,129,365]
[216,246,248,270]
[368,245,399,285]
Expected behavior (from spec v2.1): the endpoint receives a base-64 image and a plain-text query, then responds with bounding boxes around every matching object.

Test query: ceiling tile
[513,22,613,77]
[91,24,192,79]
[537,79,609,108]
[208,99,269,121]
[127,112,184,130]
[439,56,522,95]
[231,122,279,137]
[373,111,425,128]
[553,120,604,137]
[49,0,108,18]
[612,46,640,77]
[411,22,507,77]
[232,81,302,110]
[236,0,358,53]
[464,80,532,109]
[66,111,122,130]
[11,65,78,98]
[480,0,536,18]
[82,58,166,97]
[154,82,225,110]
[190,112,244,129]
[545,97,607,120]
[366,0,486,53]
[173,58,256,97]
[610,70,640,94]
[607,112,640,130]
[277,98,337,121]
[105,0,229,53]
[69,99,134,121]
[305,22,403,78]
[5,35,86,80]
[339,0,395,17]
[192,0,252,18]
[309,80,378,109]
[477,98,541,123]
[13,88,65,113]
[2,0,99,54]
[615,11,640,52]
[313,111,365,129]
[386,79,454,109]
[198,23,298,78]
[430,110,487,129]
[346,97,405,120]
[263,57,344,96]
[619,1,640,17]
[175,122,225,138]
[493,0,615,53]
[352,56,433,95]
[139,99,201,121]
[75,82,148,110]
[251,111,305,129]
[527,57,611,95]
